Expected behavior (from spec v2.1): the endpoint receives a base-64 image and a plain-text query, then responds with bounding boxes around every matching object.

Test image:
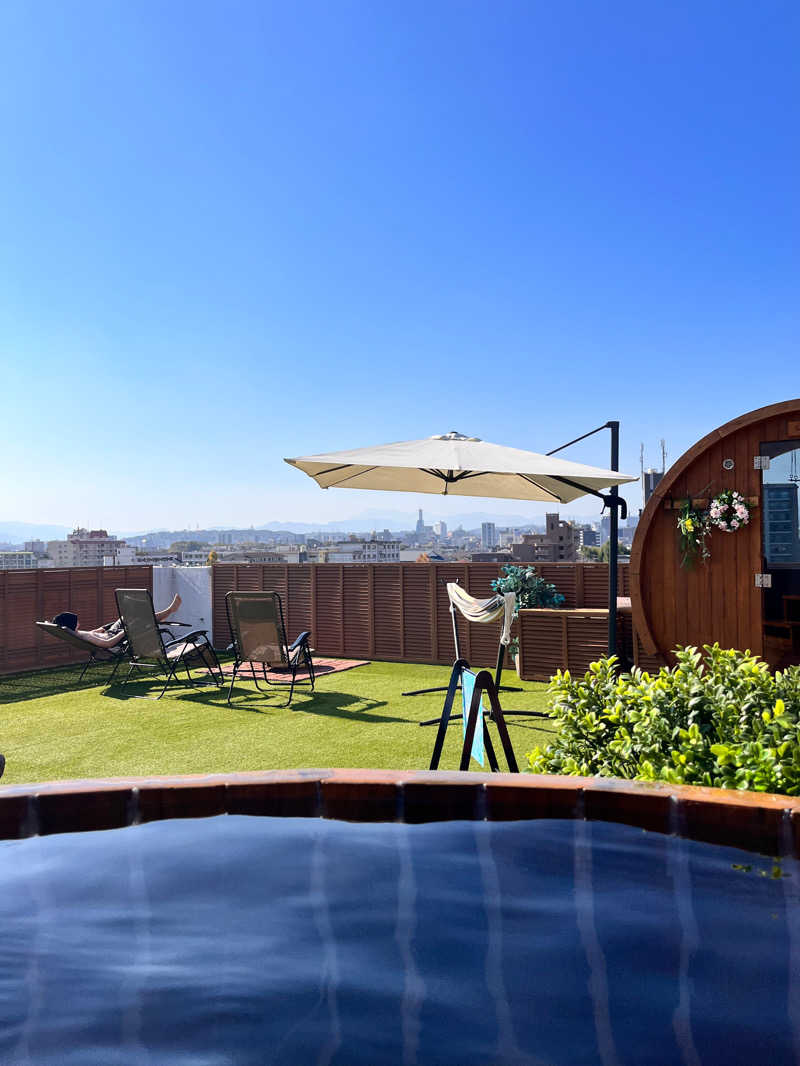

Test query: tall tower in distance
[415,509,425,536]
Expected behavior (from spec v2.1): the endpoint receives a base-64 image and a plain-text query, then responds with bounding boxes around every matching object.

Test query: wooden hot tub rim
[630,398,800,658]
[1,769,799,860]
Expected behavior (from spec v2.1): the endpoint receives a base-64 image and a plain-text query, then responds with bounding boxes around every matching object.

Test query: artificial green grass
[0,660,555,785]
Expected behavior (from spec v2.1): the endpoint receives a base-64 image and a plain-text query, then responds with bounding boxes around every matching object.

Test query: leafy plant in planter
[491,565,565,610]
[491,565,565,662]
[526,645,800,796]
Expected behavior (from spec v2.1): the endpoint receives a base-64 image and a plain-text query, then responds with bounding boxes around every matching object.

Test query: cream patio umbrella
[285,430,636,504]
[285,429,638,662]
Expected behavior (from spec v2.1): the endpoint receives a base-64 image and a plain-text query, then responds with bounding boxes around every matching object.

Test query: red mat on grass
[205,658,370,682]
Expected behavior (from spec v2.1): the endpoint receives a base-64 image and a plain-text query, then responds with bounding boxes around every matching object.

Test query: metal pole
[608,421,620,659]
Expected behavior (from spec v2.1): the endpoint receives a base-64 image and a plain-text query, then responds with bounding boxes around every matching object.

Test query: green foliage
[526,645,800,795]
[676,503,710,569]
[491,565,565,611]
[580,541,631,562]
[170,540,210,552]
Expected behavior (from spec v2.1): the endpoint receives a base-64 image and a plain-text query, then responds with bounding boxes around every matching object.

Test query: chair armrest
[164,630,209,648]
[288,631,311,652]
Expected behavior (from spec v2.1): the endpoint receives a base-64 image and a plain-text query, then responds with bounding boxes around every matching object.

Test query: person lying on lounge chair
[52,594,182,649]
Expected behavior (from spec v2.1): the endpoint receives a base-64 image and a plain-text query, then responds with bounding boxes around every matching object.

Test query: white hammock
[446,583,515,646]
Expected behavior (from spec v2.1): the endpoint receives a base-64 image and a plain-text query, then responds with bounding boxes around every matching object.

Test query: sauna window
[761,441,800,568]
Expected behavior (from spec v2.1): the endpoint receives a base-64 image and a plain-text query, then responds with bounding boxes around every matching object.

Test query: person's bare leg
[155,594,182,622]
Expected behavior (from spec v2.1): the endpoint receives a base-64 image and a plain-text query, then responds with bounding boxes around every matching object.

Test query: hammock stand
[410,581,549,726]
[427,659,519,773]
[403,579,520,698]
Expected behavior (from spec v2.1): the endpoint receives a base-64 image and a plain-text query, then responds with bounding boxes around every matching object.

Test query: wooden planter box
[517,607,634,682]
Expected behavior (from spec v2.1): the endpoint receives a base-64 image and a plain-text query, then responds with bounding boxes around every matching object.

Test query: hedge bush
[526,645,800,795]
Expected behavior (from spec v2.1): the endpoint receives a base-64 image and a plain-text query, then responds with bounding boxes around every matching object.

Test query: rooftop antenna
[640,442,645,510]
[660,438,667,473]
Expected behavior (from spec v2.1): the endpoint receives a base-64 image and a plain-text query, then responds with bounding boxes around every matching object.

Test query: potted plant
[491,566,565,676]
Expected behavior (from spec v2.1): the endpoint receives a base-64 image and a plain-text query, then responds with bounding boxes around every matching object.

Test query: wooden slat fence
[212,562,632,670]
[0,566,153,675]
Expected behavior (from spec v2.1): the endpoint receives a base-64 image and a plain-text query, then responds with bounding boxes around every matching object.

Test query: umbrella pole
[547,418,625,662]
[608,420,619,661]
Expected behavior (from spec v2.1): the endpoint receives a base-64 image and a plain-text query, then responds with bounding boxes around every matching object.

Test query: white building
[179,550,210,566]
[481,522,497,549]
[135,551,180,566]
[321,540,401,563]
[0,551,36,570]
[103,546,138,566]
[47,528,131,567]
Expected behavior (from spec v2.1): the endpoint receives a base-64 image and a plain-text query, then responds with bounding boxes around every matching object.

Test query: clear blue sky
[2,1,798,531]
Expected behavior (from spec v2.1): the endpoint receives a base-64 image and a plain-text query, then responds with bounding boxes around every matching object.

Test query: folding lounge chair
[35,621,129,684]
[114,588,224,699]
[225,591,314,707]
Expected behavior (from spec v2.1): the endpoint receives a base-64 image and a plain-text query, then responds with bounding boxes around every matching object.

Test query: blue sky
[2,1,798,531]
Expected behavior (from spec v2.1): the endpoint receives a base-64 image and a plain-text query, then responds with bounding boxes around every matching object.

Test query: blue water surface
[0,815,798,1065]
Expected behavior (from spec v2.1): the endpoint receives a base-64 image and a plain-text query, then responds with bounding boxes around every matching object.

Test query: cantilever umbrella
[285,430,636,505]
[285,429,638,657]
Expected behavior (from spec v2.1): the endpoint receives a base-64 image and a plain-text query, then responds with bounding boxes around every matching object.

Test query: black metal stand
[403,579,522,698]
[428,659,519,772]
[420,642,549,727]
[546,419,626,661]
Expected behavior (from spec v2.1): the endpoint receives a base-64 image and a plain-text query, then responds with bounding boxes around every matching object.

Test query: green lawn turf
[0,660,556,785]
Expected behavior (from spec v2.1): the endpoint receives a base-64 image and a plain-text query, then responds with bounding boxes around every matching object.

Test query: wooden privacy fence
[0,566,153,676]
[212,562,632,673]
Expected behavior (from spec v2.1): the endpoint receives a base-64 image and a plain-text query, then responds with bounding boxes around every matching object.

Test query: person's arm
[77,628,126,649]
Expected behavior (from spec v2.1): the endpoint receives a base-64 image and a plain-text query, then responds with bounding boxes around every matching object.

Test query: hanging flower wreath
[708,489,751,533]
[677,502,710,569]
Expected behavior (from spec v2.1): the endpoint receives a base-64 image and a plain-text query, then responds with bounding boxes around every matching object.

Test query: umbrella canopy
[285,430,637,504]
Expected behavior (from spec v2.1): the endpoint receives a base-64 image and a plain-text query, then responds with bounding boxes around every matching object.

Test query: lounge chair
[114,588,224,699]
[225,591,314,707]
[35,621,129,684]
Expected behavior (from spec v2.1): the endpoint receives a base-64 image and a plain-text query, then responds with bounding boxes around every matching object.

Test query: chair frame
[114,588,224,699]
[35,621,129,684]
[225,590,314,707]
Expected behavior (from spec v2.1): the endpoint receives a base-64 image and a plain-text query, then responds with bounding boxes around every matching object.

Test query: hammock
[446,583,515,646]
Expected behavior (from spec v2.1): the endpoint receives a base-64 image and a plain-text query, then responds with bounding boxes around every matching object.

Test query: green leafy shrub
[526,645,800,795]
[491,565,565,610]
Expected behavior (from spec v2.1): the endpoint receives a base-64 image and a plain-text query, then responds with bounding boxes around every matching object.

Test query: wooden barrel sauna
[631,399,800,669]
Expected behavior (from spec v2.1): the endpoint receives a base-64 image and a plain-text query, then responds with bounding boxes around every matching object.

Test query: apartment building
[47,528,130,567]
[512,513,577,562]
[0,551,37,570]
[320,540,401,563]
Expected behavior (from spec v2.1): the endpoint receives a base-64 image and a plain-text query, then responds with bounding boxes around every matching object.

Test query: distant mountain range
[0,521,72,543]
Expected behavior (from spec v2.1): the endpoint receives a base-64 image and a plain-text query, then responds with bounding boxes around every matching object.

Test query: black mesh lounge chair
[114,588,224,699]
[225,591,314,707]
[35,621,129,684]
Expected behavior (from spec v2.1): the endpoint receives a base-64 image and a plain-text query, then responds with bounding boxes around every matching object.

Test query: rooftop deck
[0,659,552,786]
